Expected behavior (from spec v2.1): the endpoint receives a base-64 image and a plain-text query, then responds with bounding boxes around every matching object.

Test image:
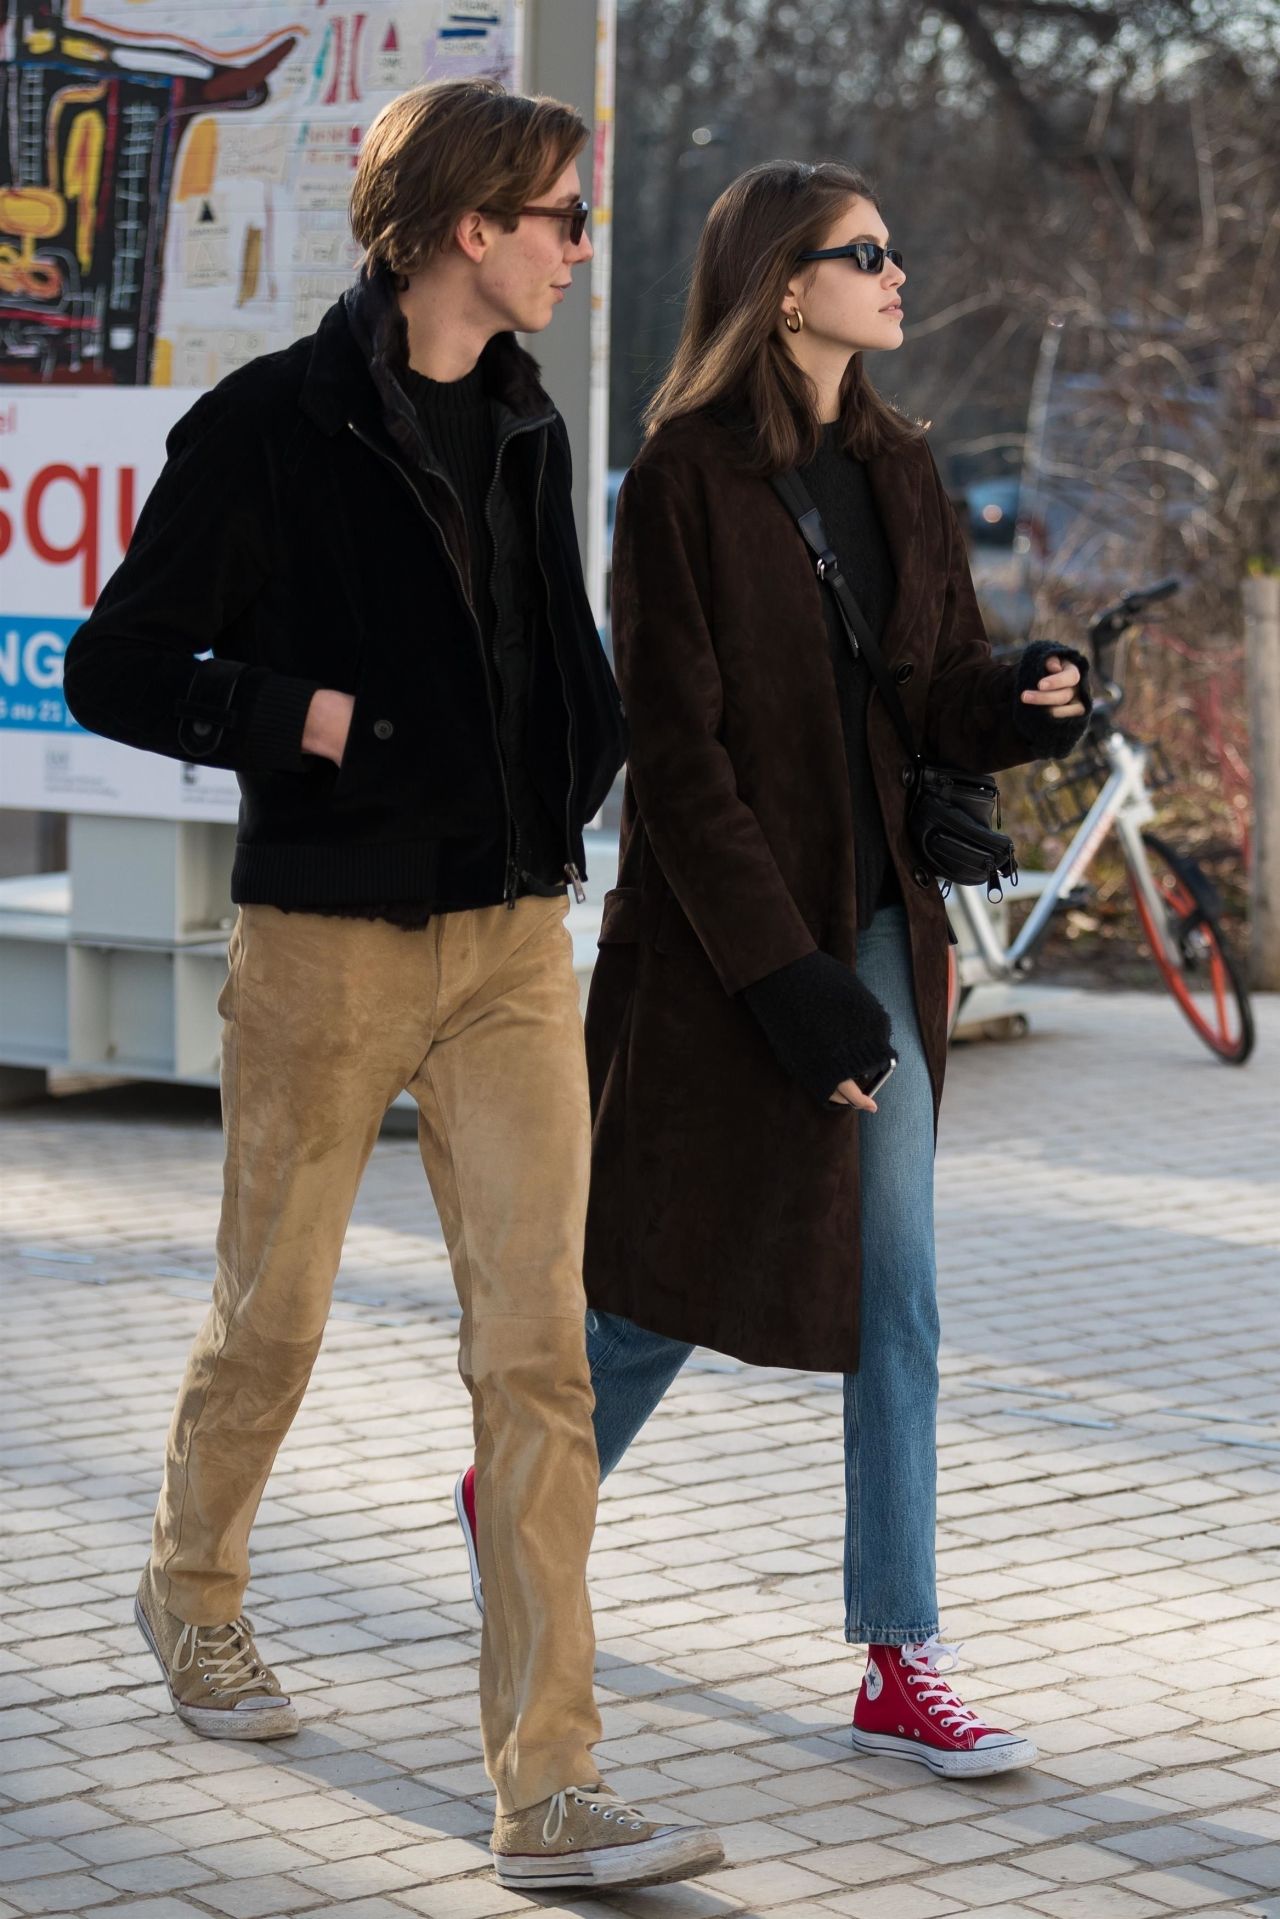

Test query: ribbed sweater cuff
[240,672,323,773]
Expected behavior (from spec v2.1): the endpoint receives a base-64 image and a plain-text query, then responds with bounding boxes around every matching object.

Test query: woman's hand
[1020,654,1086,721]
[828,1077,879,1114]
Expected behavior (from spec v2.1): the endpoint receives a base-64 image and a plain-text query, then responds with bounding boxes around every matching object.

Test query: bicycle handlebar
[1088,576,1181,640]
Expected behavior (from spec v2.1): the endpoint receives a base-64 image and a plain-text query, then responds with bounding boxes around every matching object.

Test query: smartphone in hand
[856,1051,898,1100]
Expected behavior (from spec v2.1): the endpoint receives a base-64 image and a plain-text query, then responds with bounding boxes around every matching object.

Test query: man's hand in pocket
[302,690,355,766]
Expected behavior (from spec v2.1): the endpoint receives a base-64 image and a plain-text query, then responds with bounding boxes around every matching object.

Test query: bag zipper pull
[565,862,586,904]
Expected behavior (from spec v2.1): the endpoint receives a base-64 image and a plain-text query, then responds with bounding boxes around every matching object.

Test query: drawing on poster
[0,1,515,387]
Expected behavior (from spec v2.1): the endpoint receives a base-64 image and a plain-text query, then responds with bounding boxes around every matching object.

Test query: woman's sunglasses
[798,241,904,273]
[482,197,591,246]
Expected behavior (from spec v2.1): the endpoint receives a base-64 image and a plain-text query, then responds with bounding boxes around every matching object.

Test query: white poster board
[1,0,517,819]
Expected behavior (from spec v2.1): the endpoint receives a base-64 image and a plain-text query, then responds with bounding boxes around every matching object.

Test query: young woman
[579,160,1092,1777]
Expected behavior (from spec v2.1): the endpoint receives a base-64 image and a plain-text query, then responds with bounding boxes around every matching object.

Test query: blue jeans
[586,903,940,1646]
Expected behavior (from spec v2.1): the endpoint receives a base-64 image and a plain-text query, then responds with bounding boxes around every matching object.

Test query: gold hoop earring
[784,308,804,334]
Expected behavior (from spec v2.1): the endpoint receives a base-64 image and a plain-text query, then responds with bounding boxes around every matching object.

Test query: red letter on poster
[25,464,102,608]
[117,466,138,552]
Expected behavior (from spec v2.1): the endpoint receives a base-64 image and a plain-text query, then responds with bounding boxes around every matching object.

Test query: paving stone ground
[2,985,1278,1919]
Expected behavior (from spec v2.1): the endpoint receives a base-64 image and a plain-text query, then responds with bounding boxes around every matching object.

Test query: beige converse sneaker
[491,1783,724,1890]
[134,1565,298,1740]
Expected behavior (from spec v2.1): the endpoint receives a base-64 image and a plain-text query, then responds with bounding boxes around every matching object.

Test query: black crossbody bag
[771,468,1018,900]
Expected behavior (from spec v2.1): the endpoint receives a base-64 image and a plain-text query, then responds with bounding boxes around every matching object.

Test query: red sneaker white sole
[454,1470,485,1619]
[850,1724,1038,1777]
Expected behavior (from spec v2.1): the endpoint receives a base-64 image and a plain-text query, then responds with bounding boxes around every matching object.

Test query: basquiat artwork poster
[0,0,516,817]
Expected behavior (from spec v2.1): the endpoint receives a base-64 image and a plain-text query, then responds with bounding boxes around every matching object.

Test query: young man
[64,78,723,1893]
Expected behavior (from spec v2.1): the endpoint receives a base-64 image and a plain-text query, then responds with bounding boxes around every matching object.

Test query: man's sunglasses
[482,197,590,245]
[798,241,904,273]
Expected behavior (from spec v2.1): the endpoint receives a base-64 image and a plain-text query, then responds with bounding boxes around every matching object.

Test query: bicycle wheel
[946,941,962,1039]
[1128,834,1254,1064]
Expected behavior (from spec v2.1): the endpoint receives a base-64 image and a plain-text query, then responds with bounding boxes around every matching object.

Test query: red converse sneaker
[851,1636,1037,1777]
[454,1467,484,1618]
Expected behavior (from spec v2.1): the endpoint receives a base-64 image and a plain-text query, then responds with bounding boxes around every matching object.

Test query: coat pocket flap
[598,886,642,945]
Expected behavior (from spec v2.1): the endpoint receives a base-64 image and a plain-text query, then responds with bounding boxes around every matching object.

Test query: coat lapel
[865,444,927,662]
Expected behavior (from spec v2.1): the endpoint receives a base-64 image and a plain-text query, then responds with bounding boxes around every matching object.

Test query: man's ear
[455,210,490,264]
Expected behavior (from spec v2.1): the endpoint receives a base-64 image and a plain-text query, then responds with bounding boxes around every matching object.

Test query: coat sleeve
[62,394,321,773]
[611,456,817,995]
[921,457,1090,772]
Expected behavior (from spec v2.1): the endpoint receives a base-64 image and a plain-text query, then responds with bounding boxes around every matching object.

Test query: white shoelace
[899,1633,988,1735]
[172,1618,270,1697]
[541,1786,647,1847]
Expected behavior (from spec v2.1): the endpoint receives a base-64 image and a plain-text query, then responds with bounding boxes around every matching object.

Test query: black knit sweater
[740,426,901,1104]
[797,423,902,927]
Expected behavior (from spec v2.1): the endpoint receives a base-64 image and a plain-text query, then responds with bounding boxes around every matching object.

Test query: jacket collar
[299,262,556,449]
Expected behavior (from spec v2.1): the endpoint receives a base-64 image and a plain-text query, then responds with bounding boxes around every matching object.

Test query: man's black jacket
[63,272,627,908]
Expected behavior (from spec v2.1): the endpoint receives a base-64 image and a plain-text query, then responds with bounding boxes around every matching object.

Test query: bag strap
[769,468,920,767]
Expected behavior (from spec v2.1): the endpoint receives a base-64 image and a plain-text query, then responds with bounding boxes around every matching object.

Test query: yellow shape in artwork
[238,225,264,306]
[0,187,64,241]
[178,120,220,202]
[64,110,105,269]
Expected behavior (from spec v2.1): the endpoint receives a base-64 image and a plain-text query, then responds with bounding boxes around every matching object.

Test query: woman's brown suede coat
[584,410,1055,1373]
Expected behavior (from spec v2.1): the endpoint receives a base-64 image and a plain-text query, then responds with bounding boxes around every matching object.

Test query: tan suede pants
[150,895,602,1812]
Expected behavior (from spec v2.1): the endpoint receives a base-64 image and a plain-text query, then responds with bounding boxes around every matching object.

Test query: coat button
[901,764,914,786]
[913,867,932,888]
[895,663,914,684]
[373,719,394,740]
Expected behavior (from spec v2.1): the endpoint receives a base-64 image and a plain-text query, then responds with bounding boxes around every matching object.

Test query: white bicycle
[946,577,1255,1065]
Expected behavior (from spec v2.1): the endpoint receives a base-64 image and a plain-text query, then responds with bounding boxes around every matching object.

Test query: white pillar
[516,0,615,626]
[1244,573,1280,989]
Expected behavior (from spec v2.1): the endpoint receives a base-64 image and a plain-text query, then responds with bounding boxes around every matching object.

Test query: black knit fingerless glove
[740,949,894,1106]
[1013,640,1093,759]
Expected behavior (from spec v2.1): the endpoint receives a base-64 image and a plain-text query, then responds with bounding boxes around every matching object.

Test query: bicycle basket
[1031,742,1109,835]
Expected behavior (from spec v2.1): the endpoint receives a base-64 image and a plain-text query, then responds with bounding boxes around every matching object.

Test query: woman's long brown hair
[645,160,920,471]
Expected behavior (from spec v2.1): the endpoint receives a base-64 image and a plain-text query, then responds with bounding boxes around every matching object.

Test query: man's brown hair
[350,77,588,279]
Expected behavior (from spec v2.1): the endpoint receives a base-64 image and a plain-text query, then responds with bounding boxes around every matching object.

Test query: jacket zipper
[530,434,584,901]
[481,419,548,906]
[347,415,546,908]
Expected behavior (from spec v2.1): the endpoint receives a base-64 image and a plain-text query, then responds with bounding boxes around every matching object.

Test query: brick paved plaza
[2,986,1278,1919]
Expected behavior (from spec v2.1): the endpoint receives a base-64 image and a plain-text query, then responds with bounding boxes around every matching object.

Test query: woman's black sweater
[739,424,904,1103]
[798,423,902,929]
